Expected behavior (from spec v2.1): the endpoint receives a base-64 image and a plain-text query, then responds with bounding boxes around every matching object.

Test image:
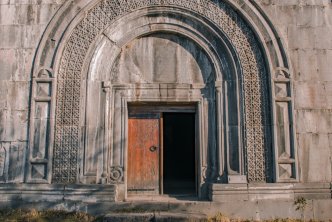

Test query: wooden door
[127,114,160,193]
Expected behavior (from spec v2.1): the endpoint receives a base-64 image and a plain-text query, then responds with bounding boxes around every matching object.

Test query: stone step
[103,212,208,222]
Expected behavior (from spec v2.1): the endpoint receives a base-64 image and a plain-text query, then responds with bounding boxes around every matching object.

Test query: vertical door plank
[128,116,160,193]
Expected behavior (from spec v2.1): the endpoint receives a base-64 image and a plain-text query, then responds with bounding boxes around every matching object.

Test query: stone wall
[0,0,331,184]
[0,0,63,182]
[258,0,332,183]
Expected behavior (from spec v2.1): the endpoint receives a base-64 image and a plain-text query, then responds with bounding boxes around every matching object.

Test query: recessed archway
[81,10,247,198]
[27,0,298,201]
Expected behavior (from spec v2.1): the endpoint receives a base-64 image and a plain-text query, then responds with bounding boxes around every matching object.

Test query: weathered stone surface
[325,82,332,109]
[0,184,116,202]
[0,142,9,182]
[292,49,319,81]
[7,142,26,183]
[113,34,212,84]
[4,110,28,141]
[0,81,8,109]
[296,110,332,133]
[264,0,332,188]
[317,50,332,81]
[0,0,331,218]
[0,26,23,49]
[0,49,17,80]
[7,81,29,110]
[294,82,327,109]
[288,26,316,50]
[103,212,207,222]
[313,199,332,221]
[297,133,331,182]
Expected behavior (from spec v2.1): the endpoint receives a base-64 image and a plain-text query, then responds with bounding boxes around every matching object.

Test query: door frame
[125,102,202,198]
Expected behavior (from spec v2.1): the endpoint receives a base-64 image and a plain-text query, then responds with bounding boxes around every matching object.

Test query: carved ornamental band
[53,0,269,183]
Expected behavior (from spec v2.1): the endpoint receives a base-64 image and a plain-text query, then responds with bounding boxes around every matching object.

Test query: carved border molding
[52,0,268,183]
[27,0,298,185]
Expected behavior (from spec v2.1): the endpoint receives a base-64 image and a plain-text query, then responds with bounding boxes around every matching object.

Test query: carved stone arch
[82,12,239,188]
[28,0,298,195]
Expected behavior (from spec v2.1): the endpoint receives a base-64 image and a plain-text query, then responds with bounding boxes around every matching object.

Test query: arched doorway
[27,0,298,201]
[115,33,214,196]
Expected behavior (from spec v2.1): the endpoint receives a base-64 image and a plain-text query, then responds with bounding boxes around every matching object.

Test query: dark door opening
[163,113,196,195]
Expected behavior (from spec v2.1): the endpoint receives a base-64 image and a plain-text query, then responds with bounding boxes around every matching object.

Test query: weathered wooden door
[127,114,160,193]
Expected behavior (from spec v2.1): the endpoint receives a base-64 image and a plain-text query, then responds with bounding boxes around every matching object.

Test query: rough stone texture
[0,0,331,219]
[103,212,207,222]
[0,197,331,221]
[0,1,63,183]
[258,0,332,183]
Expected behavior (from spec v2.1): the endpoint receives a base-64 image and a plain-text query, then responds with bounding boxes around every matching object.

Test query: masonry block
[296,6,326,27]
[7,81,29,110]
[314,27,332,49]
[297,133,331,182]
[7,142,26,183]
[0,4,16,25]
[316,49,332,81]
[296,110,332,134]
[294,81,327,109]
[0,81,8,109]
[0,49,18,80]
[7,110,28,141]
[22,25,46,49]
[325,82,332,109]
[293,49,318,81]
[288,26,315,50]
[0,25,22,49]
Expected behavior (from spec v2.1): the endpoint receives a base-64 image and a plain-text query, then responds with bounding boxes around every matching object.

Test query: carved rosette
[109,167,124,184]
[53,0,270,183]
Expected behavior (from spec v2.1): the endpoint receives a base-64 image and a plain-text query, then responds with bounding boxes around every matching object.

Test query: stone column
[101,81,112,184]
[215,81,224,180]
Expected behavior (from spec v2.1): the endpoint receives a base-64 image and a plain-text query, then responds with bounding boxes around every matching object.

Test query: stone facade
[259,0,332,184]
[0,0,331,219]
[0,0,64,183]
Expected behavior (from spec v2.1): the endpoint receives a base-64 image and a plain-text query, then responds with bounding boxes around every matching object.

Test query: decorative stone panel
[273,68,298,182]
[52,0,271,184]
[27,68,55,183]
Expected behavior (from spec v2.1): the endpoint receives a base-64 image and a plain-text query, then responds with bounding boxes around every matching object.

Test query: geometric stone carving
[279,164,292,180]
[275,83,289,98]
[37,68,53,78]
[28,67,55,183]
[53,0,272,183]
[275,68,290,79]
[31,164,47,180]
[274,68,297,182]
[36,83,51,97]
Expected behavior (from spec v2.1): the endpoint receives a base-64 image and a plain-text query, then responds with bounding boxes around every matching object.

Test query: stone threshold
[0,192,330,220]
[126,194,199,202]
[0,198,330,220]
[210,182,332,201]
[0,183,329,220]
[0,184,116,203]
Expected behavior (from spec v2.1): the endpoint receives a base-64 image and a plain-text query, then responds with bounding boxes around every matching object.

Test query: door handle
[149,146,158,152]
